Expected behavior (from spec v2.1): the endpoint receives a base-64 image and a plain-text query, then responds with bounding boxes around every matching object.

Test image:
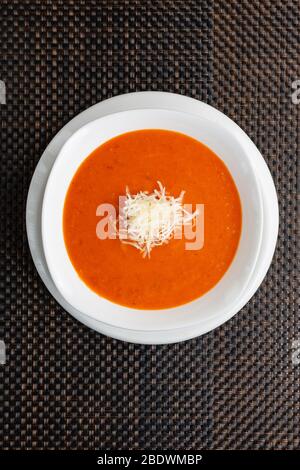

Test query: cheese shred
[117,181,198,257]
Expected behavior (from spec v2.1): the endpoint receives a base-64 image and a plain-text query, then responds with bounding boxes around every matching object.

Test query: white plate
[42,108,263,331]
[26,92,278,343]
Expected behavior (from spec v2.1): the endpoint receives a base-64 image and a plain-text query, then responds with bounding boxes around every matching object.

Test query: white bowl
[42,108,263,331]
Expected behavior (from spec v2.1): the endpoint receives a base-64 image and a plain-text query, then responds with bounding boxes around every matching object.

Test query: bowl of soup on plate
[42,109,263,331]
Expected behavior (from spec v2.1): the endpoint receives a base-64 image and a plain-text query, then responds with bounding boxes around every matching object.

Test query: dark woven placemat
[0,0,299,450]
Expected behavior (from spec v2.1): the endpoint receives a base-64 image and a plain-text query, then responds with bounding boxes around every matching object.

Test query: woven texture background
[0,0,299,450]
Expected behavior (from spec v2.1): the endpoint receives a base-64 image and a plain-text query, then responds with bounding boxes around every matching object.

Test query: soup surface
[63,129,242,309]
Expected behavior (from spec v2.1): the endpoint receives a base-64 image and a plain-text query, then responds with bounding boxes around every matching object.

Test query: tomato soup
[63,130,242,309]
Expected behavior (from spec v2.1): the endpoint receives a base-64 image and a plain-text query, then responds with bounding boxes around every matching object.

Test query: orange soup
[63,130,242,309]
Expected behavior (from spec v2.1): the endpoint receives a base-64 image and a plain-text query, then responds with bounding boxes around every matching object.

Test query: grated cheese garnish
[117,181,198,258]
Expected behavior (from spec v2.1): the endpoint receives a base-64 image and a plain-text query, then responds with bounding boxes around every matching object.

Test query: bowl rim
[42,107,263,331]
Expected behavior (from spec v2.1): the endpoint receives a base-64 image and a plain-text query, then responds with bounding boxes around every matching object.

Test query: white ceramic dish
[26,91,278,343]
[41,108,263,331]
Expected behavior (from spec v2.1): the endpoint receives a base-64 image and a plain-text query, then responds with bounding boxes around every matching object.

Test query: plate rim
[26,91,279,344]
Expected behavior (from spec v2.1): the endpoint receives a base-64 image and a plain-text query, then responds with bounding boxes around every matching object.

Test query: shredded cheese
[117,181,198,257]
